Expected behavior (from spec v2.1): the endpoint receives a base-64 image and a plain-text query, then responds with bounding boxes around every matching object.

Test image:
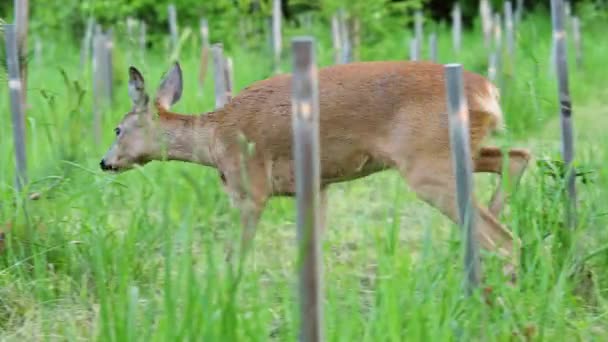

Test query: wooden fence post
[452,3,462,54]
[480,0,493,48]
[225,56,234,102]
[81,17,95,72]
[409,38,418,61]
[5,24,28,192]
[551,0,577,229]
[92,27,112,144]
[168,4,179,54]
[272,0,282,73]
[291,36,324,342]
[515,0,524,27]
[199,18,210,96]
[140,20,147,64]
[504,1,515,59]
[331,14,342,64]
[338,9,351,64]
[415,10,423,57]
[572,16,582,69]
[104,28,114,106]
[444,63,480,295]
[212,44,228,109]
[15,0,28,110]
[429,32,437,62]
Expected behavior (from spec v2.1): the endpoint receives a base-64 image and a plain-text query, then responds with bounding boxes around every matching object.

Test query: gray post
[5,24,28,192]
[429,32,437,62]
[80,17,95,71]
[225,56,234,102]
[126,17,136,65]
[452,3,462,53]
[515,0,524,26]
[199,18,210,95]
[331,14,342,64]
[34,36,42,66]
[168,4,179,53]
[505,1,515,58]
[15,0,29,109]
[339,9,351,64]
[291,37,324,342]
[212,44,228,109]
[409,38,418,61]
[551,0,577,229]
[488,52,497,82]
[139,20,147,64]
[272,0,282,73]
[493,13,503,87]
[415,10,423,56]
[480,0,493,47]
[572,16,582,69]
[444,63,480,295]
[104,29,114,106]
[92,28,107,144]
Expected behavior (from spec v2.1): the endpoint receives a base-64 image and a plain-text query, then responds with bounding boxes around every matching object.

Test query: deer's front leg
[220,161,269,262]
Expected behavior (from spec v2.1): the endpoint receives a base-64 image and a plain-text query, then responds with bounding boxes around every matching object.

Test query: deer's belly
[268,151,390,196]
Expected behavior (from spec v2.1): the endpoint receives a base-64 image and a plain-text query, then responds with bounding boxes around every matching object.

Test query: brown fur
[101,60,531,278]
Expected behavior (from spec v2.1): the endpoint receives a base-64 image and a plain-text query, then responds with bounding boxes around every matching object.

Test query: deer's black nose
[100,159,109,170]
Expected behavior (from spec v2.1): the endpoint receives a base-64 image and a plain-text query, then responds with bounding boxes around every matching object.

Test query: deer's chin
[104,164,134,173]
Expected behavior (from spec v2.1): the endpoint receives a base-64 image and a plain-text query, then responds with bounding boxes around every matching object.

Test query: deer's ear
[155,62,183,110]
[128,66,149,111]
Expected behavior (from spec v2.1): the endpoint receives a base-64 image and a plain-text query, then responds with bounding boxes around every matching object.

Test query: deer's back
[215,61,501,189]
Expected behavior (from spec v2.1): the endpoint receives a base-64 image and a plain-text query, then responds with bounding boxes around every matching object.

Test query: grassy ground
[1,8,608,341]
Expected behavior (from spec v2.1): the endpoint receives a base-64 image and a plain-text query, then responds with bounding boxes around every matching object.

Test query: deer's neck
[158,111,218,168]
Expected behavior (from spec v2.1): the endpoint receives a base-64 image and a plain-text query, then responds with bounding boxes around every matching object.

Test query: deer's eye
[114,127,121,136]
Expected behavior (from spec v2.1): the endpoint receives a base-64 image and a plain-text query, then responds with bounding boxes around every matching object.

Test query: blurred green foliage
[0,0,605,49]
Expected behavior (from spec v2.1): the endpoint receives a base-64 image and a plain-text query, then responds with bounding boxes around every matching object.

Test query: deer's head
[100,62,183,172]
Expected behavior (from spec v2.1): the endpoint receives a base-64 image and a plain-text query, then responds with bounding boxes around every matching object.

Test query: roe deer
[100,61,530,279]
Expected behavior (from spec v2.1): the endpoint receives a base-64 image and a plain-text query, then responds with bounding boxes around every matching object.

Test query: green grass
[1,8,608,341]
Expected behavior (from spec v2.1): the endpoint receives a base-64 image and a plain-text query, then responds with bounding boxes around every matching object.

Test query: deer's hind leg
[400,157,520,279]
[474,146,531,216]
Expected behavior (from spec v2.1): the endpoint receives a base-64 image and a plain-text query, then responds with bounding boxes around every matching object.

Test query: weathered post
[225,56,234,102]
[409,38,418,61]
[572,16,582,69]
[493,13,503,87]
[505,1,515,58]
[139,20,147,64]
[199,18,210,96]
[126,17,137,65]
[515,0,524,26]
[331,14,342,64]
[291,36,324,342]
[15,0,29,109]
[92,27,108,144]
[168,4,179,54]
[104,28,114,106]
[212,44,228,109]
[415,10,423,56]
[429,32,437,62]
[551,0,577,229]
[452,3,462,54]
[444,63,480,295]
[338,9,352,64]
[488,52,497,82]
[5,24,28,192]
[34,36,42,66]
[480,0,493,47]
[80,17,95,71]
[272,0,282,73]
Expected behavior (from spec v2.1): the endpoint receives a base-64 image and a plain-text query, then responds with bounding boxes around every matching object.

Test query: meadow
[1,4,608,341]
